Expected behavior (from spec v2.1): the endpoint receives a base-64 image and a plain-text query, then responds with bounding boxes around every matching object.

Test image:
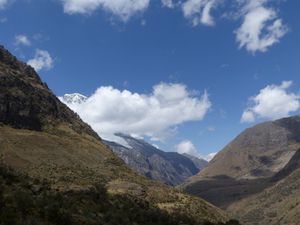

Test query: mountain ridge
[104,133,207,186]
[182,115,300,224]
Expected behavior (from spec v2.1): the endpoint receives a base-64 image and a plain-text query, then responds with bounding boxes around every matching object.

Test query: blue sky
[0,0,300,159]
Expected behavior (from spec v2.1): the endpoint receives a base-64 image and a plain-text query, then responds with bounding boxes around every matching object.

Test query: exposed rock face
[0,45,99,139]
[105,133,204,186]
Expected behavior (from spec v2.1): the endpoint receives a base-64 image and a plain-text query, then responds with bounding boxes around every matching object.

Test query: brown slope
[183,117,300,206]
[0,45,231,224]
[227,148,300,225]
[195,119,300,180]
[182,116,300,224]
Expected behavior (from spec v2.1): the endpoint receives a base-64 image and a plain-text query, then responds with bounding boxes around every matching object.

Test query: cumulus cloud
[205,152,217,161]
[57,0,288,52]
[241,110,255,123]
[27,49,54,72]
[175,140,216,161]
[207,126,215,132]
[0,17,7,23]
[241,81,300,123]
[60,0,150,21]
[162,0,174,8]
[60,83,211,141]
[182,0,218,26]
[236,0,288,53]
[0,0,9,9]
[176,140,199,157]
[14,35,31,46]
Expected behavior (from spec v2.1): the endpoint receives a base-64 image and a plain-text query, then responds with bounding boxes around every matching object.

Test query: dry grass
[0,125,230,224]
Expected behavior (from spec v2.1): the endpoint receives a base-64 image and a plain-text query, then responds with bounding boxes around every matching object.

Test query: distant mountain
[183,153,208,171]
[182,115,300,224]
[0,45,232,225]
[104,133,207,186]
[59,93,87,105]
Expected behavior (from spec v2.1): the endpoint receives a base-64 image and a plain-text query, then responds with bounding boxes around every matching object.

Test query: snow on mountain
[59,93,87,105]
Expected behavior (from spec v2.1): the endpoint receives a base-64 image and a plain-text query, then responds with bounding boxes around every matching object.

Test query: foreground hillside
[104,133,207,186]
[227,148,300,225]
[182,115,300,224]
[0,45,235,224]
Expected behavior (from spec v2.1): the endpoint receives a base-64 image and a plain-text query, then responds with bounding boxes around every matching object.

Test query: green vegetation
[0,164,240,225]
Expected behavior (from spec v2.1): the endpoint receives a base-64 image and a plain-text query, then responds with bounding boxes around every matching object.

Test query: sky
[0,0,300,160]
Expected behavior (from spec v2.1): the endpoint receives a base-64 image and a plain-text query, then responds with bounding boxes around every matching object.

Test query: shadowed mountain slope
[228,148,300,225]
[182,116,300,224]
[105,133,207,186]
[193,118,300,181]
[183,153,208,171]
[0,45,233,225]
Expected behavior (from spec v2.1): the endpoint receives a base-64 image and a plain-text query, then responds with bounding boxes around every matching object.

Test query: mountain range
[0,45,235,225]
[60,93,209,186]
[104,133,208,186]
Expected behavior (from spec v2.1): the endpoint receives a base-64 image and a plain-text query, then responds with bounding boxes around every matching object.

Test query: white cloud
[205,152,217,161]
[0,17,7,23]
[182,0,219,26]
[241,81,300,123]
[241,110,255,123]
[60,0,150,21]
[27,49,54,72]
[57,0,288,52]
[60,83,211,141]
[207,126,215,132]
[162,0,174,8]
[175,140,216,161]
[236,0,288,53]
[15,35,31,46]
[176,140,199,157]
[0,0,9,9]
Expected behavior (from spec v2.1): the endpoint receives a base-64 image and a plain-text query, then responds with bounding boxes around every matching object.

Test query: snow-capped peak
[60,93,87,105]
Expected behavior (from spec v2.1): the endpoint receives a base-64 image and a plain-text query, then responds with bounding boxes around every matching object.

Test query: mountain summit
[59,93,87,105]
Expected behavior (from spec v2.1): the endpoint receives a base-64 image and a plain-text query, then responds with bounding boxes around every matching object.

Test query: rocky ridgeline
[0,45,99,139]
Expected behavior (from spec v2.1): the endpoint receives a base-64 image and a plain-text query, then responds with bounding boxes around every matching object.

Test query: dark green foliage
[204,219,240,225]
[0,164,240,225]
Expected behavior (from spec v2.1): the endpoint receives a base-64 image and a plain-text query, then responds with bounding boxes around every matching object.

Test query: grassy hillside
[181,116,300,224]
[0,125,232,224]
[227,149,300,225]
[0,160,241,225]
[228,168,300,225]
[182,117,300,208]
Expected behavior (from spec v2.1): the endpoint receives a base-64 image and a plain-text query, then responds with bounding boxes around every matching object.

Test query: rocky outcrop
[0,45,99,139]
